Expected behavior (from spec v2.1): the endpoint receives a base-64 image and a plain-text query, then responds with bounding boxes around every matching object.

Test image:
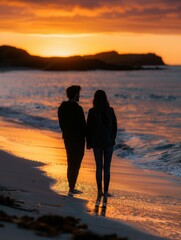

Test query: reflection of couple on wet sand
[58,85,117,210]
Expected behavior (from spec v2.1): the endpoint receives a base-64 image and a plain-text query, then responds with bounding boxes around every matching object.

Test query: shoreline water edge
[0,117,181,239]
[0,67,181,179]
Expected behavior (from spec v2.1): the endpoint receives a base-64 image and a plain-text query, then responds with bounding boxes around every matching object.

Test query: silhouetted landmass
[0,45,165,71]
[85,51,165,66]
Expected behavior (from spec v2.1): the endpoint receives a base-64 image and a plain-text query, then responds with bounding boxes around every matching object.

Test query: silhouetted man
[58,85,86,196]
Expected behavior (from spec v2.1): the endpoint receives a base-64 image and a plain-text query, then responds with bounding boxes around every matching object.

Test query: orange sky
[0,0,181,64]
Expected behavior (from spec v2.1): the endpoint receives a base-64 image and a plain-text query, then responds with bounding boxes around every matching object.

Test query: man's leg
[70,140,85,190]
[64,140,73,190]
[65,140,85,191]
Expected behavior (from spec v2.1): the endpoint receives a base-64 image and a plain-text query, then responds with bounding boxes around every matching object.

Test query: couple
[58,85,117,204]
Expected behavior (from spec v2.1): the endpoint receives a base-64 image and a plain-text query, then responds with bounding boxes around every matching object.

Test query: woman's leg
[93,148,103,193]
[103,146,113,193]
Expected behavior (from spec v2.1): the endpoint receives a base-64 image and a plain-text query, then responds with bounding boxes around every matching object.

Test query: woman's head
[93,90,109,109]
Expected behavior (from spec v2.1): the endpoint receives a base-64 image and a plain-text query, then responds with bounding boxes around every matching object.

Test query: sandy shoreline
[0,117,180,239]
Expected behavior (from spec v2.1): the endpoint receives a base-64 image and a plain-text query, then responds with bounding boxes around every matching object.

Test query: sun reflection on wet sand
[0,117,181,240]
[0,118,65,164]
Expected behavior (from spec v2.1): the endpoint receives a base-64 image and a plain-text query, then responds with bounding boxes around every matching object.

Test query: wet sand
[0,117,180,239]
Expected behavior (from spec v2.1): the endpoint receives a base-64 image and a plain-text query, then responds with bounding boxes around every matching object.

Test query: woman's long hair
[93,90,111,126]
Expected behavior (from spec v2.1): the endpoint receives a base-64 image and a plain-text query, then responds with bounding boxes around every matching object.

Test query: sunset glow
[0,0,181,64]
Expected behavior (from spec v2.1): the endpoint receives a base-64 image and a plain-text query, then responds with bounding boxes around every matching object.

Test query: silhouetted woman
[87,90,117,206]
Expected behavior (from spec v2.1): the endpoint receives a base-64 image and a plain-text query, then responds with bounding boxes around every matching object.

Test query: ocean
[0,66,181,177]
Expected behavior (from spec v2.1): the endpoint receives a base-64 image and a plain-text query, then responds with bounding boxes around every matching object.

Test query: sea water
[0,66,181,177]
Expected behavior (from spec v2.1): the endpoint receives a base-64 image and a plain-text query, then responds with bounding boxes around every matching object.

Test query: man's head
[66,85,81,102]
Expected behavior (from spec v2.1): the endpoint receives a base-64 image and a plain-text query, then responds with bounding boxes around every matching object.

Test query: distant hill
[85,51,165,66]
[0,45,165,71]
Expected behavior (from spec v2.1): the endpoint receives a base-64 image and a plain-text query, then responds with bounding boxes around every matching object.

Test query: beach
[0,116,180,240]
[1,0,181,238]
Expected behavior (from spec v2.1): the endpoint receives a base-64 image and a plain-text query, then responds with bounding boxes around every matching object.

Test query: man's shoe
[68,191,74,196]
[72,189,83,194]
[68,189,82,196]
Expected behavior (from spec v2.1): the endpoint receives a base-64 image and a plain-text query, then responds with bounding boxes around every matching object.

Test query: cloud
[0,0,181,34]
